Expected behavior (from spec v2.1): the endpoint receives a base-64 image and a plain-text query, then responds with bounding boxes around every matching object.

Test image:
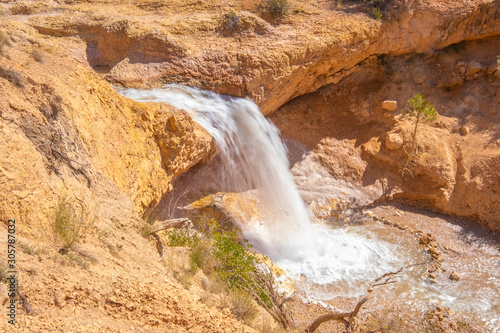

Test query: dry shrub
[0,67,25,88]
[54,198,95,250]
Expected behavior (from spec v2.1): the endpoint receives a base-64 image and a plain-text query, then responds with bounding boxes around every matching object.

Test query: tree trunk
[402,112,420,177]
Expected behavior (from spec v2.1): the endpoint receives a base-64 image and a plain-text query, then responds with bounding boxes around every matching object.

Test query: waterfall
[119,84,406,299]
[119,85,500,326]
[119,84,314,260]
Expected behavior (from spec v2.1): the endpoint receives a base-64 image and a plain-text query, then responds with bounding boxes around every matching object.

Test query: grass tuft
[54,198,94,250]
[31,48,45,63]
[224,9,240,31]
[263,0,289,16]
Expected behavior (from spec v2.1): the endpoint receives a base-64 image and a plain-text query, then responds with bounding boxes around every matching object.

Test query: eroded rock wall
[0,21,213,237]
[26,0,500,115]
[271,36,500,231]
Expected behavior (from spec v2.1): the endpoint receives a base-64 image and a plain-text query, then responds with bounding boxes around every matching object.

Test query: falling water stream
[118,85,500,330]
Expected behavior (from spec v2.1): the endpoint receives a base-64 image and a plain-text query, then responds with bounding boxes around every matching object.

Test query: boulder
[381,100,398,111]
[449,271,460,281]
[459,126,469,136]
[385,133,403,150]
[465,61,482,76]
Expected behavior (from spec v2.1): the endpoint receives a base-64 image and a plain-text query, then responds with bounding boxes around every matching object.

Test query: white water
[118,85,404,295]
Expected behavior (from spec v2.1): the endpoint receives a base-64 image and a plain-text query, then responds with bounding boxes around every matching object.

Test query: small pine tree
[401,94,438,177]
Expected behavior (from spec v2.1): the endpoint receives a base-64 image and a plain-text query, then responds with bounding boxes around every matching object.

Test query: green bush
[212,231,259,289]
[165,217,293,328]
[372,7,382,20]
[164,228,200,248]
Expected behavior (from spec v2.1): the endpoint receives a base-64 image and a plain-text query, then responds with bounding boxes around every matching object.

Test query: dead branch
[238,272,295,329]
[306,263,426,332]
[51,148,93,187]
[149,218,191,234]
[368,263,425,291]
[151,233,164,257]
[305,297,369,333]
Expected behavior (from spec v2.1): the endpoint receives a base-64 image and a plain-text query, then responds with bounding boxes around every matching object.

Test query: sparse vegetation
[54,198,94,250]
[165,217,293,328]
[263,0,290,17]
[401,94,438,177]
[225,290,258,324]
[373,7,382,20]
[18,239,45,256]
[224,9,240,31]
[0,67,25,88]
[141,207,161,237]
[165,228,200,248]
[31,48,45,63]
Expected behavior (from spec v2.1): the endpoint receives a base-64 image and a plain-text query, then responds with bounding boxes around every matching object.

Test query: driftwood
[147,218,192,257]
[150,218,191,234]
[305,263,426,332]
[305,297,369,332]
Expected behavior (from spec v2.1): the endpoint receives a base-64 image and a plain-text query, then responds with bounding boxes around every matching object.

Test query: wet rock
[385,133,403,150]
[381,100,398,111]
[185,192,260,230]
[449,271,460,281]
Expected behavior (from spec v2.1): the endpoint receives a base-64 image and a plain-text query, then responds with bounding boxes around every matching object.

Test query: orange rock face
[0,0,499,331]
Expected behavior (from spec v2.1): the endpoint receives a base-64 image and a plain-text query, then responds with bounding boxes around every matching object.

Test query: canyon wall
[0,0,499,330]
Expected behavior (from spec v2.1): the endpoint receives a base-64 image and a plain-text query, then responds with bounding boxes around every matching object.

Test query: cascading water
[119,84,315,260]
[117,84,500,330]
[118,84,403,297]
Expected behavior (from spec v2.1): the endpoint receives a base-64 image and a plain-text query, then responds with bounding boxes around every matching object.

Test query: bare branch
[149,218,191,234]
[305,297,369,333]
[306,263,425,332]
